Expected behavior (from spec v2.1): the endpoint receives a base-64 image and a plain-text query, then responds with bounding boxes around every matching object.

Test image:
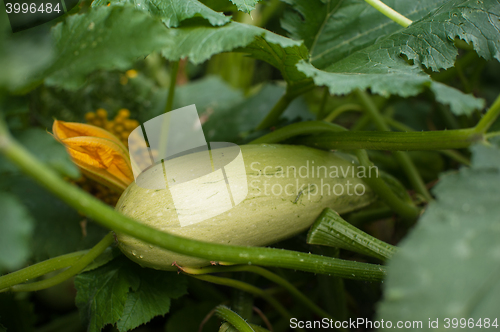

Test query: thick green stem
[191,275,294,323]
[5,233,114,292]
[317,87,329,119]
[250,121,346,144]
[323,104,363,123]
[256,91,294,130]
[356,150,420,221]
[364,0,412,27]
[485,131,500,139]
[354,89,432,202]
[215,305,255,332]
[384,116,471,166]
[180,265,337,322]
[392,151,433,201]
[474,93,500,133]
[164,61,179,114]
[0,251,87,291]
[0,123,386,281]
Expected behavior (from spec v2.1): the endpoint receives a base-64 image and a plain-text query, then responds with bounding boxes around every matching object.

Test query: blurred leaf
[229,0,260,13]
[160,21,309,91]
[377,141,500,327]
[0,193,34,273]
[0,11,53,92]
[0,175,108,262]
[201,83,313,142]
[165,301,220,332]
[91,0,231,28]
[0,294,36,332]
[75,256,188,332]
[284,0,491,114]
[429,81,485,115]
[173,75,244,115]
[43,6,173,90]
[0,128,80,179]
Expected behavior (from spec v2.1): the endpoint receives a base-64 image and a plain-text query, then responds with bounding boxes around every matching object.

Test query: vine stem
[164,60,179,114]
[250,121,346,144]
[355,150,420,221]
[215,305,255,332]
[364,0,412,27]
[0,119,386,282]
[0,251,87,291]
[255,91,294,130]
[301,129,480,150]
[323,104,363,123]
[180,265,338,324]
[485,131,500,139]
[2,233,114,292]
[354,89,433,202]
[158,60,179,155]
[475,93,500,133]
[190,275,294,326]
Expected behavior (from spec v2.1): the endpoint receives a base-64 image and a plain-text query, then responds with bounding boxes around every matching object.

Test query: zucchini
[116,144,376,270]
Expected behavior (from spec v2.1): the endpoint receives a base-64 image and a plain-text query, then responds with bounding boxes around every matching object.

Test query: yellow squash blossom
[52,120,134,192]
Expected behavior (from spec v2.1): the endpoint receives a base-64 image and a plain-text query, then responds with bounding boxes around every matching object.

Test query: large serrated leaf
[0,193,34,273]
[91,0,231,28]
[75,256,188,332]
[229,0,260,13]
[283,0,493,115]
[43,6,174,90]
[377,141,500,329]
[160,21,310,91]
[282,0,450,68]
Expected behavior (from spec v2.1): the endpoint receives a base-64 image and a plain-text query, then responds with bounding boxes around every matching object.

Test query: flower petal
[52,120,134,192]
[53,120,127,151]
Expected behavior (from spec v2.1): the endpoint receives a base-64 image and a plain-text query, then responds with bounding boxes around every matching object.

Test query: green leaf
[282,0,449,69]
[75,256,188,332]
[429,81,485,116]
[0,128,79,179]
[307,208,397,261]
[173,75,244,115]
[161,21,303,64]
[200,83,313,142]
[229,0,260,13]
[283,0,491,115]
[0,11,53,92]
[44,6,174,90]
[377,142,500,326]
[160,21,310,91]
[0,193,34,273]
[91,0,231,28]
[0,175,108,262]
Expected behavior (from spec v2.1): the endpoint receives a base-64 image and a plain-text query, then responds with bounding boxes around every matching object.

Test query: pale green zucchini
[115,144,376,270]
